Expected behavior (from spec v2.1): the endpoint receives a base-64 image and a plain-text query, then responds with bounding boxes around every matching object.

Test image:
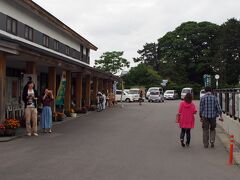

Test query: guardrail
[214,89,240,122]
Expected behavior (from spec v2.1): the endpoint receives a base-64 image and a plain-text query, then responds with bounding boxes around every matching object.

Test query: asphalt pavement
[0,101,239,180]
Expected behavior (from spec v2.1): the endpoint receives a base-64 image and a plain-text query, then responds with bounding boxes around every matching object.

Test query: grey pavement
[0,101,239,180]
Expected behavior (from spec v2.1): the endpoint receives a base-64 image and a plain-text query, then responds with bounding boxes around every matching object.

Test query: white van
[128,88,141,101]
[181,88,193,100]
[115,90,134,102]
[146,87,163,99]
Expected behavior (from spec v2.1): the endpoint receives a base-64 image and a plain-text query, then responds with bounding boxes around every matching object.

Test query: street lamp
[215,74,220,89]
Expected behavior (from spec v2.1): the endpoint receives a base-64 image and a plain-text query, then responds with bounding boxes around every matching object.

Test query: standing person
[139,90,143,105]
[22,81,38,136]
[200,86,223,148]
[41,88,54,133]
[178,93,197,147]
[102,90,107,110]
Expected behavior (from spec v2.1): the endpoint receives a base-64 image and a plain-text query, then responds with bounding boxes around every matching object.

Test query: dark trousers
[202,118,216,146]
[180,128,191,144]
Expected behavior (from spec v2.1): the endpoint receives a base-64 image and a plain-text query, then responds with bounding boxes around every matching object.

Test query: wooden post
[92,77,98,103]
[98,78,104,92]
[108,80,113,94]
[0,52,6,123]
[84,75,91,107]
[76,72,83,108]
[64,71,71,112]
[48,67,56,113]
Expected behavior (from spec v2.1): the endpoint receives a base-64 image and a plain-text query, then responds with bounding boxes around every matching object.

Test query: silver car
[148,91,164,103]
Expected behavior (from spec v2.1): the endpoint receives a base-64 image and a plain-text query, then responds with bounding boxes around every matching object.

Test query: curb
[216,126,240,165]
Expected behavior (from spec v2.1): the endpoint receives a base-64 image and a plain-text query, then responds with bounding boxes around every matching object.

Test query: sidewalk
[0,112,93,142]
[217,114,240,165]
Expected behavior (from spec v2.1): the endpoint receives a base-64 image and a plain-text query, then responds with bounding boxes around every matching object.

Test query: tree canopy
[133,19,240,86]
[122,64,162,89]
[95,51,130,74]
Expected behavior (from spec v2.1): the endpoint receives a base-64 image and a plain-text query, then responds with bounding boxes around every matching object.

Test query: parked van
[200,89,206,99]
[128,88,144,101]
[146,87,163,99]
[181,88,193,99]
[115,90,134,102]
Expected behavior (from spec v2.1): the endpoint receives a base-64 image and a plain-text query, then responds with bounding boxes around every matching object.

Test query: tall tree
[157,21,219,84]
[122,64,162,89]
[213,18,240,85]
[133,43,159,71]
[95,51,130,74]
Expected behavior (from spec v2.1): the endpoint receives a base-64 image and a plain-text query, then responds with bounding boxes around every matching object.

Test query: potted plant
[53,112,65,121]
[0,124,5,136]
[4,119,20,136]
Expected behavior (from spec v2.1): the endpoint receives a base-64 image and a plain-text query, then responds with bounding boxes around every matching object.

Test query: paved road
[0,101,239,180]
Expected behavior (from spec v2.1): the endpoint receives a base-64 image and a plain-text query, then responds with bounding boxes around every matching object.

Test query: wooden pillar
[92,77,98,103]
[48,67,56,113]
[76,72,83,108]
[64,71,71,111]
[84,75,91,107]
[98,78,104,92]
[103,80,108,93]
[26,62,36,74]
[108,80,113,93]
[0,52,6,123]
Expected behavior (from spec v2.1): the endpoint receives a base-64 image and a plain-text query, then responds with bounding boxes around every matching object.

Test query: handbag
[176,113,180,123]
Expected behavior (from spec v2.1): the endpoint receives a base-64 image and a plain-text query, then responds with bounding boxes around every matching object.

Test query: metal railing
[214,89,240,122]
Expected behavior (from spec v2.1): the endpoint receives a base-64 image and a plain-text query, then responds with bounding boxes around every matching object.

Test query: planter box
[0,129,4,136]
[4,129,16,136]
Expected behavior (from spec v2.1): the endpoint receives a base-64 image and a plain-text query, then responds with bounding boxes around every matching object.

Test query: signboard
[203,74,211,87]
[55,71,67,106]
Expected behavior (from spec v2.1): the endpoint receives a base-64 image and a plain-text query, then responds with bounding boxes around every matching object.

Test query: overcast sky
[34,0,239,67]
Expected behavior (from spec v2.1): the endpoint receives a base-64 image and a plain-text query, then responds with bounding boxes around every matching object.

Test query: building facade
[0,0,119,122]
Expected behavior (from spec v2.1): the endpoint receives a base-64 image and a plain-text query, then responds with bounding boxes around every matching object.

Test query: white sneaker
[33,133,38,136]
[27,133,31,136]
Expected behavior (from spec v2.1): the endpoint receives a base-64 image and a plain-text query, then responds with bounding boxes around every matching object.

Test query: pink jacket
[178,101,197,129]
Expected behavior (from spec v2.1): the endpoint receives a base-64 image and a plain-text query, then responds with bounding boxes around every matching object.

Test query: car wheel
[125,98,130,103]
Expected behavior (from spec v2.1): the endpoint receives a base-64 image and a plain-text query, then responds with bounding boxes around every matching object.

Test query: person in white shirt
[22,81,38,137]
[102,90,107,110]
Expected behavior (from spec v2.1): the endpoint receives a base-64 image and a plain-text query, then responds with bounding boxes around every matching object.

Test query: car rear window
[150,91,159,95]
[182,89,191,93]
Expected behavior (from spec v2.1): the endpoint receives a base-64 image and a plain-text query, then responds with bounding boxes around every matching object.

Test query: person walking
[22,81,38,136]
[177,93,197,147]
[199,86,223,148]
[139,90,143,105]
[41,88,54,133]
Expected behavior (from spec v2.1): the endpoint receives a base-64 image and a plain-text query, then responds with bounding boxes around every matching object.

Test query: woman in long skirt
[41,88,54,133]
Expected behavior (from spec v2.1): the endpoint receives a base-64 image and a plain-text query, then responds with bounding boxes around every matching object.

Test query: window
[83,46,87,55]
[6,16,17,35]
[66,46,70,55]
[53,40,59,51]
[80,45,84,59]
[43,34,49,47]
[24,25,33,41]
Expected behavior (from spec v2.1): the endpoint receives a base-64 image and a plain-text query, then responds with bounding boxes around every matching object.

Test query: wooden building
[0,0,120,122]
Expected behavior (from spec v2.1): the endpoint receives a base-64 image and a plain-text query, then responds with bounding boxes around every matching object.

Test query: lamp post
[215,74,220,89]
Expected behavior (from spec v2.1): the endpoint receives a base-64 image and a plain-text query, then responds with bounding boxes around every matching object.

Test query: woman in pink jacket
[178,93,197,147]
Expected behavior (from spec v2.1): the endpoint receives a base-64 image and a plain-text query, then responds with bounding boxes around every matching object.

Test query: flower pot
[71,113,77,118]
[4,129,16,136]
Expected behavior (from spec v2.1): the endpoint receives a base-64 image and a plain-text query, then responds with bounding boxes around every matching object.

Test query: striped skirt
[41,106,52,129]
